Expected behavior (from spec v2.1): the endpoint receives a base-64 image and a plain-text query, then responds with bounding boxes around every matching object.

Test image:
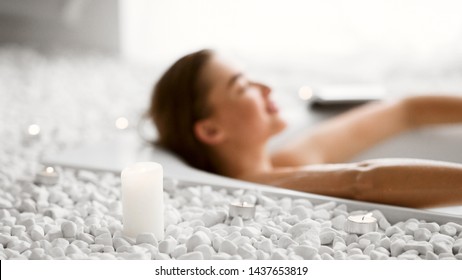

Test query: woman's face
[199,55,287,146]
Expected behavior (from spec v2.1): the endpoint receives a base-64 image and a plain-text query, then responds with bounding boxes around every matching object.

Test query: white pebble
[370,250,389,260]
[312,209,330,220]
[278,235,297,249]
[201,210,227,227]
[331,215,346,230]
[237,243,257,259]
[440,224,457,236]
[46,229,63,241]
[30,225,45,241]
[230,216,243,227]
[418,222,440,233]
[403,241,432,255]
[430,234,454,255]
[77,232,95,244]
[95,233,112,247]
[385,226,404,237]
[136,232,157,245]
[413,228,432,241]
[171,244,187,259]
[390,239,405,257]
[262,225,285,238]
[49,247,65,258]
[240,226,260,238]
[293,245,317,260]
[0,197,13,208]
[61,221,77,238]
[158,237,177,254]
[320,228,336,245]
[219,240,237,255]
[194,244,214,259]
[186,231,211,252]
[113,237,131,250]
[291,205,311,220]
[178,251,203,260]
[359,232,382,244]
[258,239,273,254]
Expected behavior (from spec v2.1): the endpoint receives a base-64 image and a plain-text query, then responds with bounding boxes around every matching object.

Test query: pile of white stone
[1,168,462,260]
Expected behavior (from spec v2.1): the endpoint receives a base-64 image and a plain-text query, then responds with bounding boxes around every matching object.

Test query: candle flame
[28,124,41,135]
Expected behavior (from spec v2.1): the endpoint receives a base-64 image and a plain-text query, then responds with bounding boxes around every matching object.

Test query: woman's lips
[267,101,279,114]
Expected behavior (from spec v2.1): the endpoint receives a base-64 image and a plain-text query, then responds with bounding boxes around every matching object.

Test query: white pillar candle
[344,212,378,235]
[121,162,164,240]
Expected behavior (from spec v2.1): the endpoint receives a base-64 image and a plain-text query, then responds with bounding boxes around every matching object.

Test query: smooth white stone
[230,216,243,227]
[331,215,346,230]
[430,234,454,255]
[312,209,330,220]
[418,222,440,233]
[370,250,389,260]
[194,244,214,259]
[414,228,432,241]
[77,232,94,244]
[61,221,77,238]
[186,231,211,252]
[178,251,203,260]
[440,224,457,236]
[348,254,370,260]
[240,226,260,238]
[237,244,257,259]
[261,225,285,238]
[293,245,317,260]
[403,241,433,255]
[390,239,405,257]
[11,225,26,237]
[158,237,177,254]
[333,251,347,260]
[452,239,462,254]
[291,205,311,221]
[320,228,336,245]
[136,232,157,245]
[113,237,131,250]
[212,235,224,252]
[278,235,297,249]
[201,210,227,227]
[385,226,404,237]
[46,229,63,241]
[95,232,113,247]
[171,244,187,259]
[258,239,273,254]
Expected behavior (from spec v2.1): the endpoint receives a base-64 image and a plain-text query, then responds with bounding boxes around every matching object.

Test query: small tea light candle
[35,166,59,186]
[121,162,164,240]
[229,201,256,219]
[344,212,378,235]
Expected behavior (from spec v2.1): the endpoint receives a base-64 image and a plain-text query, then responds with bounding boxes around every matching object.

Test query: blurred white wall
[0,0,120,52]
[120,0,462,66]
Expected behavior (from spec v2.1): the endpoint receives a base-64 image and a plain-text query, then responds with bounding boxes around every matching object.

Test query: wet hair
[148,49,216,172]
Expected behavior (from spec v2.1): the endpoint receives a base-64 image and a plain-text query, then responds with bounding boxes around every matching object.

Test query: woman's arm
[247,159,462,208]
[272,95,462,166]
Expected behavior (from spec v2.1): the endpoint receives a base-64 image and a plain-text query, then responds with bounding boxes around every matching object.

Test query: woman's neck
[210,143,273,179]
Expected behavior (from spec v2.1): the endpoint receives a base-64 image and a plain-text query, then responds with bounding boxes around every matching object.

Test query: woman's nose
[258,83,272,97]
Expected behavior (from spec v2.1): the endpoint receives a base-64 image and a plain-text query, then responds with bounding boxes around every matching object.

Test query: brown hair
[148,49,216,172]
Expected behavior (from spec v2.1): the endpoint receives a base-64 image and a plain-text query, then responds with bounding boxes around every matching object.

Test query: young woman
[149,49,462,208]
